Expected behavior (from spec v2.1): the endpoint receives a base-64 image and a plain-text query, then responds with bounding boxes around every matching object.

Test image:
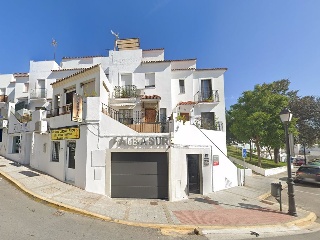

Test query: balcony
[113,85,137,98]
[47,104,72,117]
[0,95,8,102]
[194,90,219,103]
[30,88,47,99]
[101,103,168,133]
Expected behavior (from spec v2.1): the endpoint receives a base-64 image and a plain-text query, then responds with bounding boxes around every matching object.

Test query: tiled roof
[51,64,100,86]
[13,73,29,77]
[51,68,89,72]
[195,68,228,71]
[172,68,196,71]
[141,95,161,100]
[142,48,164,51]
[141,58,196,64]
[178,101,196,105]
[62,55,104,60]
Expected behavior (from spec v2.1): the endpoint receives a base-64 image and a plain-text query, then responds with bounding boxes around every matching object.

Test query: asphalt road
[0,176,204,240]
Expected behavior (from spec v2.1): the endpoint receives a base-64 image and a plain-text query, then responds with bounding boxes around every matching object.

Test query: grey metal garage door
[111,152,168,199]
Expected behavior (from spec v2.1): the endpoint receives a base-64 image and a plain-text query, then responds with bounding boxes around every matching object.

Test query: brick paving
[0,156,314,229]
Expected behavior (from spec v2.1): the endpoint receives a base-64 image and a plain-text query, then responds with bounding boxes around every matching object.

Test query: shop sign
[71,93,83,123]
[51,127,80,140]
[113,136,170,147]
[213,155,219,166]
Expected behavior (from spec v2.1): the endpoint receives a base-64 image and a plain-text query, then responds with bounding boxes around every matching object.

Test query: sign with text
[213,155,219,166]
[242,148,247,158]
[71,93,83,123]
[51,127,80,140]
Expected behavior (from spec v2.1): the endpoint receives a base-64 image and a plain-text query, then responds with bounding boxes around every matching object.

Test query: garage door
[111,152,168,199]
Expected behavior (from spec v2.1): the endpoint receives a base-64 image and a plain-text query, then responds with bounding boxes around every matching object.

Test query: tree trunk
[274,148,280,164]
[255,141,261,167]
[303,144,307,165]
[249,140,252,161]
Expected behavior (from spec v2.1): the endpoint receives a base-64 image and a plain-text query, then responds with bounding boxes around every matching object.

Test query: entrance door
[187,154,200,194]
[65,141,76,183]
[145,109,157,122]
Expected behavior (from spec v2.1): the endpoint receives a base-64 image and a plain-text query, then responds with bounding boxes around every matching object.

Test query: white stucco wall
[172,124,238,192]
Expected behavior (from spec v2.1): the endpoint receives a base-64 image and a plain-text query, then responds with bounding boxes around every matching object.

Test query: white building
[0,38,238,201]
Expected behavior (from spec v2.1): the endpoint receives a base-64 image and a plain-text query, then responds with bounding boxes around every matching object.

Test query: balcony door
[145,109,157,123]
[201,79,212,100]
[37,79,46,98]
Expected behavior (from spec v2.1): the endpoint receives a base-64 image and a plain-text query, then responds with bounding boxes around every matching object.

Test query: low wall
[230,156,288,176]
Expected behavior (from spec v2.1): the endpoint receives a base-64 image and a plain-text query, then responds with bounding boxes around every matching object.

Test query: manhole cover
[0,165,6,167]
[150,202,158,205]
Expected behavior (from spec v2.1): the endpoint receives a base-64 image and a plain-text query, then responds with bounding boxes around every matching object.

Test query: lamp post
[279,107,297,216]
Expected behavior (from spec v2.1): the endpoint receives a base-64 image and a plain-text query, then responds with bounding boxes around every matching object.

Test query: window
[0,129,3,142]
[12,136,21,153]
[179,80,185,94]
[51,142,60,162]
[121,73,132,86]
[23,83,29,93]
[160,108,167,123]
[145,73,155,88]
[119,109,133,124]
[201,79,212,101]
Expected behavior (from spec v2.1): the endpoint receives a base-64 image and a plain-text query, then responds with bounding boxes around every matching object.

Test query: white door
[65,141,76,183]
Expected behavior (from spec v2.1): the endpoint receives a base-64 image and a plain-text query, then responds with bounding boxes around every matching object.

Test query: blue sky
[0,0,319,109]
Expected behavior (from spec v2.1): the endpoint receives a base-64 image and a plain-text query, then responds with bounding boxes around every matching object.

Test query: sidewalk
[0,156,317,237]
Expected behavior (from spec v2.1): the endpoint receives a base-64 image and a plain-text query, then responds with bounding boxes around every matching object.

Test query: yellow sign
[51,128,80,140]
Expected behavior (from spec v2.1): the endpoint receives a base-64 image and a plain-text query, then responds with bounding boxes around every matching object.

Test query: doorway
[65,141,76,183]
[187,154,201,194]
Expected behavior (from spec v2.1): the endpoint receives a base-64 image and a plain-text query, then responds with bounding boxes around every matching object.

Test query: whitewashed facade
[0,38,238,201]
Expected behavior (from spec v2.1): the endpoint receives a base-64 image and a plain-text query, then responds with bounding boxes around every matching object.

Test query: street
[0,176,204,240]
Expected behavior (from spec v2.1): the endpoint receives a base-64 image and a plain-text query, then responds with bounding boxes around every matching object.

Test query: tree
[229,80,296,167]
[289,95,320,161]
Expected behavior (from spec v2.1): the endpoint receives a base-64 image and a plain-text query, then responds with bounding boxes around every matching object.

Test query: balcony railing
[194,90,219,103]
[101,103,168,133]
[30,88,47,99]
[113,85,137,98]
[47,104,72,117]
[0,95,8,102]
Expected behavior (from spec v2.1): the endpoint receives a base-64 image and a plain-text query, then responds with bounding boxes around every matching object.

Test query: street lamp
[279,107,297,216]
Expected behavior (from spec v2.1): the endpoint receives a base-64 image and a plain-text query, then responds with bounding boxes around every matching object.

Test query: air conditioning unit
[35,121,48,133]
[0,119,8,128]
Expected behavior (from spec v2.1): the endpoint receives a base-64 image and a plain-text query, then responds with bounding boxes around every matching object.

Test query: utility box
[271,182,282,198]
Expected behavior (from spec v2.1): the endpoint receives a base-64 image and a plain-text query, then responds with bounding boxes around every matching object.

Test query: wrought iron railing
[30,88,47,99]
[194,90,219,103]
[113,85,137,98]
[46,104,72,117]
[101,103,168,133]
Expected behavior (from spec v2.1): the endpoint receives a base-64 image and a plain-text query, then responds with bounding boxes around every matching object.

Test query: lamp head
[279,107,292,123]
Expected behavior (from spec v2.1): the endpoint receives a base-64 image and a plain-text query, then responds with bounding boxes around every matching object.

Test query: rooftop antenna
[111,30,119,50]
[51,38,58,61]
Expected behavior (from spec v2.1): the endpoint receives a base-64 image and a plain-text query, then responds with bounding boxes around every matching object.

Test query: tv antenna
[52,38,58,61]
[111,30,119,50]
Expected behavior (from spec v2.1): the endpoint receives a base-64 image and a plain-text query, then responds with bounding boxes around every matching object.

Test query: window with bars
[51,141,60,162]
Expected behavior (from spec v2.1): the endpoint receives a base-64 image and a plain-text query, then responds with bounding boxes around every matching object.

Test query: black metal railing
[113,85,137,98]
[46,104,72,117]
[200,120,223,131]
[101,103,168,133]
[194,90,219,103]
[30,88,47,99]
